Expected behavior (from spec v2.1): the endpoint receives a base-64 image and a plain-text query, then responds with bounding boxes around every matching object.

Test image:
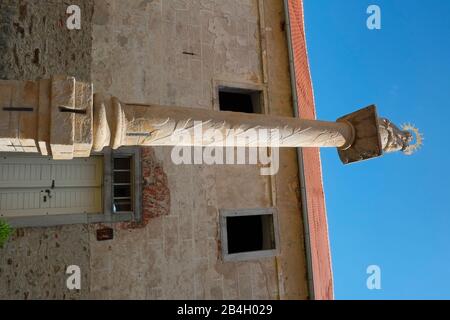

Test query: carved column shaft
[92,94,355,152]
[0,77,418,164]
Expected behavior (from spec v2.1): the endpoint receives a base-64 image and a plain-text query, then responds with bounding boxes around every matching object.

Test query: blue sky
[303,0,450,299]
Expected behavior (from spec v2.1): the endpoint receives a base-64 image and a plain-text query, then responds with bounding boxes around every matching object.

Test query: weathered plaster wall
[0,225,90,299]
[88,0,282,300]
[89,148,279,299]
[0,0,309,300]
[88,0,308,300]
[91,0,262,105]
[263,0,309,299]
[287,0,334,299]
[0,0,93,299]
[0,0,93,81]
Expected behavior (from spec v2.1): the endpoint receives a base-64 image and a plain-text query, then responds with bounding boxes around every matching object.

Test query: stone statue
[378,118,423,155]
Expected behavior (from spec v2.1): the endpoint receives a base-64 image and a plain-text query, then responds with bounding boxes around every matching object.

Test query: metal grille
[112,156,133,213]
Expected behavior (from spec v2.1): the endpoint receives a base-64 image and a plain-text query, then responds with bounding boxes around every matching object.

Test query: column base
[337,105,383,164]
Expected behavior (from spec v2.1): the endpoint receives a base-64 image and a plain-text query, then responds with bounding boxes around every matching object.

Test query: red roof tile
[287,0,334,300]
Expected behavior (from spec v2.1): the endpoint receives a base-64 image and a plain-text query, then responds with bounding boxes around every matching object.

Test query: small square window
[112,156,133,214]
[220,208,279,262]
[226,214,276,254]
[218,87,262,114]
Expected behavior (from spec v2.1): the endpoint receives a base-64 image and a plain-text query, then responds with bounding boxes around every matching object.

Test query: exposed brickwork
[119,147,171,230]
[287,0,334,300]
[141,147,171,220]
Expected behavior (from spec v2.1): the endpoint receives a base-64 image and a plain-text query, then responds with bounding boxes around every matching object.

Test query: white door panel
[0,157,102,188]
[0,155,103,218]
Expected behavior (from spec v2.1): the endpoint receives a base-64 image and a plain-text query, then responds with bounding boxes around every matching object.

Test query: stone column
[92,93,355,151]
[0,76,419,164]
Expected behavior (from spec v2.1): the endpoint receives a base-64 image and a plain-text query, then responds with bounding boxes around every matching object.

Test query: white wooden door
[0,155,103,218]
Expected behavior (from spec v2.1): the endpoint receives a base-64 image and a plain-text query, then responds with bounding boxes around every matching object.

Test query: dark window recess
[114,157,131,170]
[113,199,132,212]
[226,214,276,254]
[114,185,131,198]
[114,171,131,183]
[218,89,262,114]
[112,156,133,213]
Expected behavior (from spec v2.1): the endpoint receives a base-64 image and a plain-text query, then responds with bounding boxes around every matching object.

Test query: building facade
[0,0,332,300]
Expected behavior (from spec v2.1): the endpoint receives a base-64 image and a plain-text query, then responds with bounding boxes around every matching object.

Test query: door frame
[1,147,142,228]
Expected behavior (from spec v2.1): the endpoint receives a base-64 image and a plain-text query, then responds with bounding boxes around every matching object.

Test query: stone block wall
[0,0,311,300]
